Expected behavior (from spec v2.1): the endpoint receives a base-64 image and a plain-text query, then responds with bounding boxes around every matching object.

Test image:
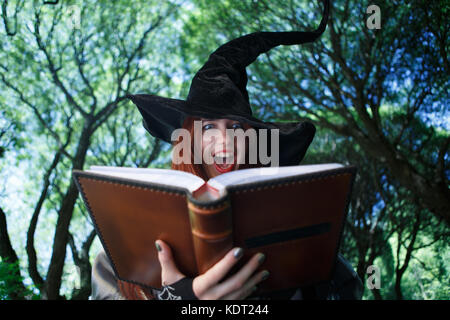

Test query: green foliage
[305,126,449,300]
[0,260,40,300]
[0,0,448,300]
[1,0,181,299]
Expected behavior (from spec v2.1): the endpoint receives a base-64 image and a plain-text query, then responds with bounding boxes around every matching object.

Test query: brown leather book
[72,163,356,294]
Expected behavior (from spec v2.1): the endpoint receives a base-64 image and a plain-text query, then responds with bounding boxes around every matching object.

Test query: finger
[155,240,185,285]
[194,247,244,294]
[222,269,270,300]
[206,252,265,299]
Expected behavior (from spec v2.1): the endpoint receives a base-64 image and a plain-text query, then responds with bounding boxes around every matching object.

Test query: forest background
[0,0,448,300]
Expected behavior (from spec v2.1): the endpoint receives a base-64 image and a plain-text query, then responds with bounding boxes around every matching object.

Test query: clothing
[90,250,363,300]
[90,250,126,300]
[127,0,330,167]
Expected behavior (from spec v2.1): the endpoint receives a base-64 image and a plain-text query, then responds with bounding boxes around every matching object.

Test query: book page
[208,163,344,191]
[87,166,206,193]
[192,183,221,202]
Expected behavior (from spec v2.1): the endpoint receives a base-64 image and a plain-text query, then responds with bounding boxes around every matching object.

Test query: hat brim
[127,94,315,166]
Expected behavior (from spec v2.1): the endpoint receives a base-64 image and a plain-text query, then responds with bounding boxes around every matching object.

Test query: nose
[215,126,235,150]
[218,127,234,149]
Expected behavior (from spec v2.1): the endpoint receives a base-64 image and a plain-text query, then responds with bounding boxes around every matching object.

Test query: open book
[73,163,356,294]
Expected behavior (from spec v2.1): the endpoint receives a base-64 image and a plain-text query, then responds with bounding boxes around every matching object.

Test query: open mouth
[213,150,236,173]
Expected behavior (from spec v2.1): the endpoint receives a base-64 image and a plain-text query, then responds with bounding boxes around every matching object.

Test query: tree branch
[1,0,24,37]
[26,125,73,289]
[0,69,75,162]
[71,31,97,111]
[0,206,28,299]
[33,9,88,117]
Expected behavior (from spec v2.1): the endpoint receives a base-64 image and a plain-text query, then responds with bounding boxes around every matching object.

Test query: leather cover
[73,166,356,293]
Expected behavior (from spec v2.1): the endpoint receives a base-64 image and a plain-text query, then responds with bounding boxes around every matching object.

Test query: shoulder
[90,250,126,300]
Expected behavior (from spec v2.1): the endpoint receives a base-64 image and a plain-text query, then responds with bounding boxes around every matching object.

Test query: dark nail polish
[233,247,243,259]
[261,270,270,281]
[258,253,266,265]
[155,241,162,252]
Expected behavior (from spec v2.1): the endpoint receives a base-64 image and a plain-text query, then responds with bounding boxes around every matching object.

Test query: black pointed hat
[127,0,329,166]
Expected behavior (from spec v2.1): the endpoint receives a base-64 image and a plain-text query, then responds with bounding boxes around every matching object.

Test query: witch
[90,0,363,300]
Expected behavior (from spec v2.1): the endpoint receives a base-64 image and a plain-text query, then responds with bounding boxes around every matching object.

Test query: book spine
[187,198,233,274]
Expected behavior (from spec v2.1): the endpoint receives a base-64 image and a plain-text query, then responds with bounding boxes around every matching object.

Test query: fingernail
[155,241,162,252]
[257,253,266,265]
[233,247,243,259]
[261,270,270,281]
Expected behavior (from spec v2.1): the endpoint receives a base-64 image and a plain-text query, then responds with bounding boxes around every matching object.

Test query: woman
[152,116,271,300]
[92,116,269,300]
[92,116,363,300]
[91,0,363,300]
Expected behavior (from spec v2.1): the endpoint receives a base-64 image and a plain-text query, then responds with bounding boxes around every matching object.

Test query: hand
[155,239,269,300]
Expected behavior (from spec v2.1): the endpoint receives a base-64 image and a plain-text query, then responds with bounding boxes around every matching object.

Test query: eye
[203,123,214,130]
[231,122,243,129]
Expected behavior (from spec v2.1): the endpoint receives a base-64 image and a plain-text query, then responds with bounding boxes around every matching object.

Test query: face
[198,118,248,179]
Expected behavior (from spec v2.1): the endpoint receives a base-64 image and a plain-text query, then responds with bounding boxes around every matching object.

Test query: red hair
[171,116,210,180]
[117,116,262,299]
[171,116,261,175]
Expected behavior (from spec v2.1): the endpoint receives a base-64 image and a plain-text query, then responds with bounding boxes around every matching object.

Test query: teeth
[214,152,234,164]
[214,152,233,157]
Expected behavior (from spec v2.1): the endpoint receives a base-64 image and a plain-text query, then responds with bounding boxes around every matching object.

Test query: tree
[0,0,180,299]
[179,0,449,299]
[1,0,447,300]
[183,0,449,224]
